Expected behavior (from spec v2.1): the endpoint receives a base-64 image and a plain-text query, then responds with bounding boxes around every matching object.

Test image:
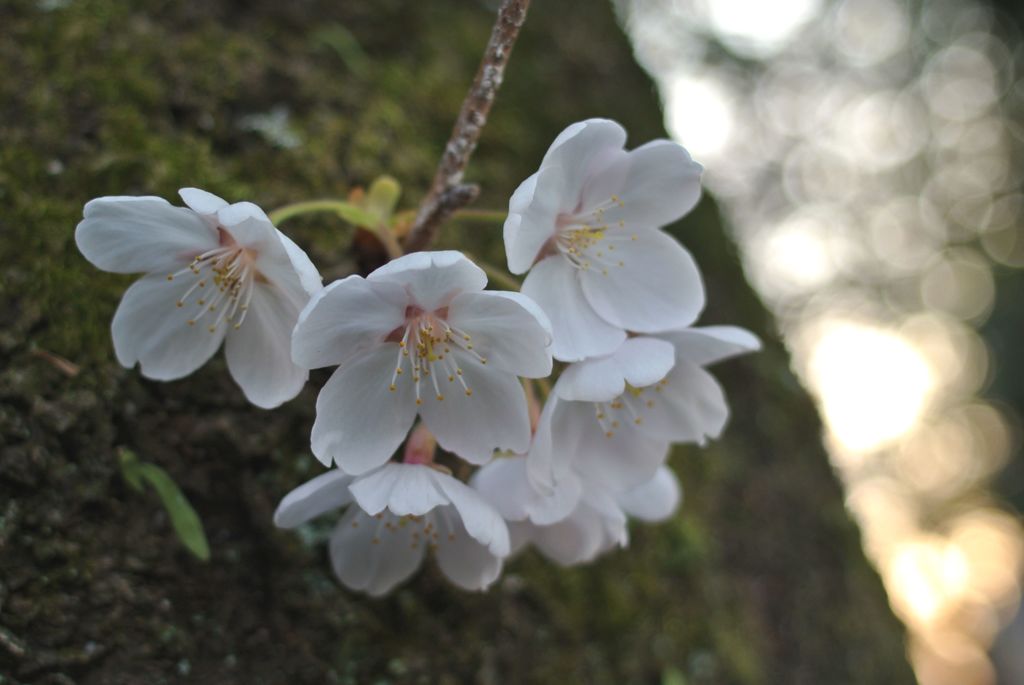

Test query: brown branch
[403,0,530,254]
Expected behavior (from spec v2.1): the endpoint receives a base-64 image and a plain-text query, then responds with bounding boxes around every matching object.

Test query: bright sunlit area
[627,0,1024,682]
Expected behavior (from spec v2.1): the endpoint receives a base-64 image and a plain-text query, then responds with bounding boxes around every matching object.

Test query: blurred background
[622,0,1024,682]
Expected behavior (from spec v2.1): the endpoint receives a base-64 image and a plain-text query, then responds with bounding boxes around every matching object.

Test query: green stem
[268,199,402,260]
[452,208,507,223]
[267,199,353,225]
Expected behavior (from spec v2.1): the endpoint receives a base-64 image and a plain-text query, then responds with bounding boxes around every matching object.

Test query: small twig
[403,0,530,253]
[31,349,80,377]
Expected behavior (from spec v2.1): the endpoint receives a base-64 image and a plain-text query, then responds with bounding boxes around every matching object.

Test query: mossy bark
[0,0,915,683]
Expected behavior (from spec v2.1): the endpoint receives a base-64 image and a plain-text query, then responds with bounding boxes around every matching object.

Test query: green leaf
[118,448,210,561]
[366,175,401,223]
[311,25,370,77]
[118,448,144,492]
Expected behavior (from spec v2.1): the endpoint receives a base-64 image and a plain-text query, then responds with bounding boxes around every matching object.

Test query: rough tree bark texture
[0,0,915,683]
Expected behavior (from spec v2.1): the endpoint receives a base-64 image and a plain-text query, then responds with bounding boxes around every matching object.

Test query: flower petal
[555,356,625,404]
[432,472,510,557]
[292,276,406,369]
[526,393,570,493]
[577,417,670,490]
[643,359,730,445]
[530,494,625,567]
[556,336,675,405]
[617,466,682,522]
[76,196,219,274]
[504,164,570,274]
[277,230,324,297]
[433,508,505,591]
[521,256,625,362]
[111,273,227,380]
[418,351,531,464]
[616,336,677,387]
[665,326,762,366]
[348,463,449,517]
[596,139,703,229]
[216,200,272,230]
[273,470,354,528]
[471,455,580,526]
[310,347,418,472]
[556,337,675,403]
[540,118,627,203]
[470,456,534,521]
[178,187,228,217]
[219,209,322,304]
[446,290,552,378]
[329,508,425,596]
[224,283,308,409]
[368,251,487,311]
[580,228,705,333]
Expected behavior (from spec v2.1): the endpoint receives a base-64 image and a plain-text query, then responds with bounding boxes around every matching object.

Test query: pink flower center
[166,228,260,333]
[385,307,488,404]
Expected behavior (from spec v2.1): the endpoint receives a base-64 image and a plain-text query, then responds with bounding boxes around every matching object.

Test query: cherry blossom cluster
[76,118,758,596]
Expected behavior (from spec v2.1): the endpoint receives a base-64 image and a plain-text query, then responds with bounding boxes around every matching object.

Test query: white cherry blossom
[528,328,759,492]
[504,118,706,361]
[474,455,681,567]
[274,461,510,595]
[292,250,552,473]
[75,188,322,408]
